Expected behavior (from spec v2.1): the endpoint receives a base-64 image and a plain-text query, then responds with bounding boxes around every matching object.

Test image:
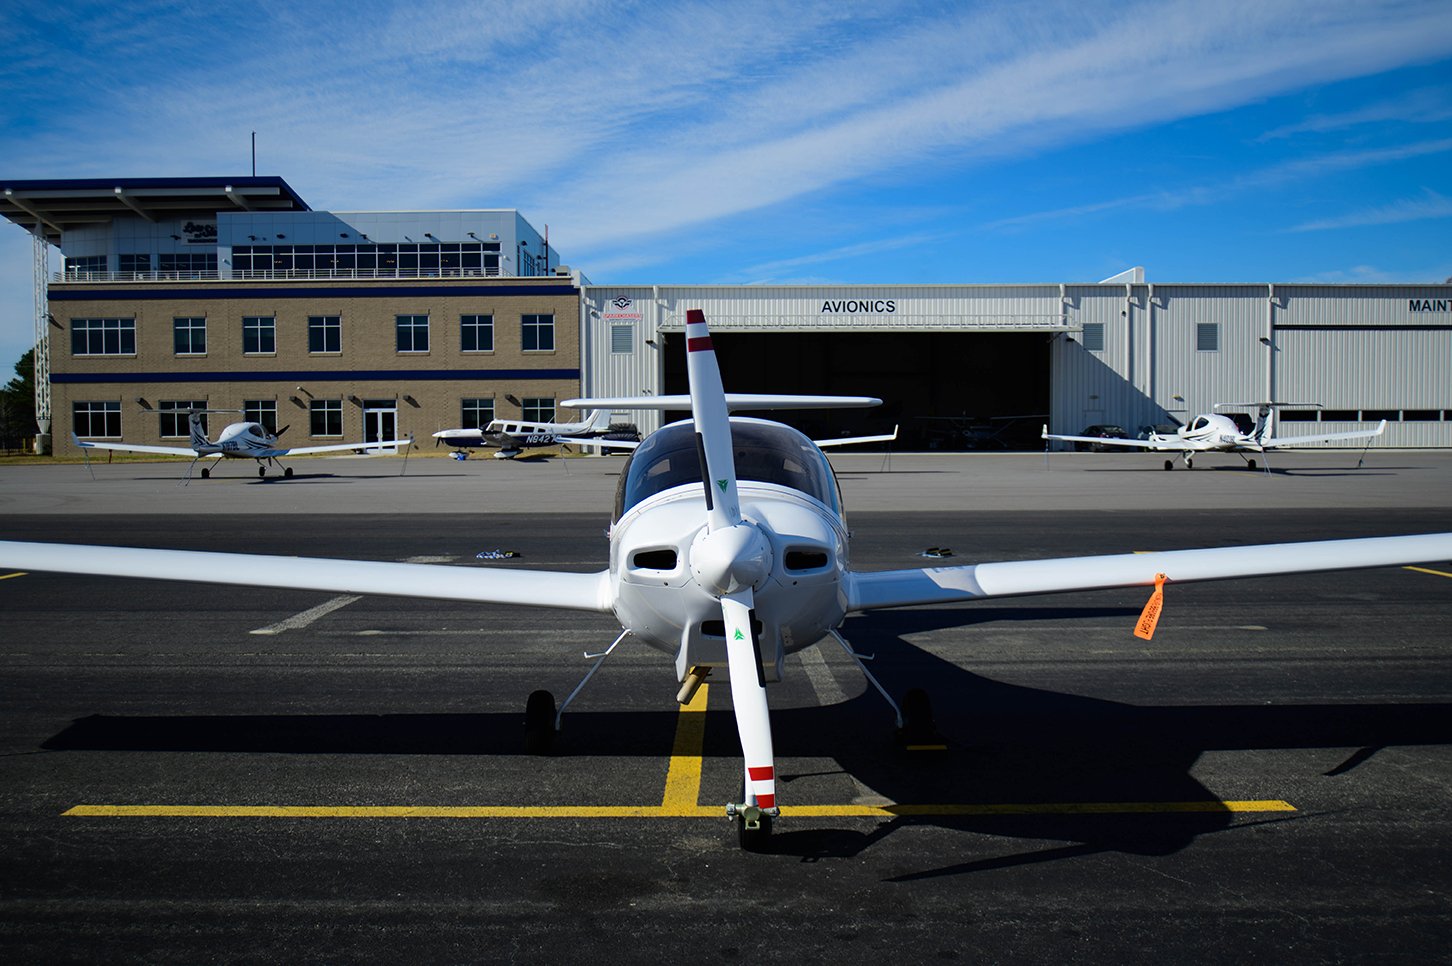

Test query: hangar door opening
[661,331,1050,449]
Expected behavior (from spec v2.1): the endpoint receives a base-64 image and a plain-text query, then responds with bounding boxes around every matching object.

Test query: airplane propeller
[683,309,777,841]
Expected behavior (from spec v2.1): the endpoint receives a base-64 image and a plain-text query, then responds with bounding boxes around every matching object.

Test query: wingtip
[686,308,706,325]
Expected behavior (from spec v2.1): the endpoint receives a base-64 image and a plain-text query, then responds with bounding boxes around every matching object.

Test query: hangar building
[581,281,1452,449]
[2,175,1449,455]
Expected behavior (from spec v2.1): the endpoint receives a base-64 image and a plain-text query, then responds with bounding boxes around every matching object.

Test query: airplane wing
[0,541,613,613]
[845,532,1452,611]
[556,436,640,450]
[1040,431,1177,451]
[1260,420,1387,449]
[816,425,898,448]
[564,394,881,411]
[73,438,200,457]
[270,437,415,457]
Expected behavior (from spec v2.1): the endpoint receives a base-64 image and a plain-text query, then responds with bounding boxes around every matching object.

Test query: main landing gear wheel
[258,465,267,478]
[201,467,210,479]
[897,688,945,753]
[524,689,556,755]
[1246,459,1257,471]
[1163,459,1174,471]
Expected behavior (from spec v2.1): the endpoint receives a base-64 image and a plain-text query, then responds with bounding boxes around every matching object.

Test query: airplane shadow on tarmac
[43,604,1452,876]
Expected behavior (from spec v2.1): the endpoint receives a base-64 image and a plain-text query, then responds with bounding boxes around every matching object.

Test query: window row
[1078,323,1221,353]
[71,314,555,356]
[72,397,562,440]
[232,242,501,275]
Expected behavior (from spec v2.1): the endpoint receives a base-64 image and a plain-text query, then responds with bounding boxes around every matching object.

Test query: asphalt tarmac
[1,454,1450,962]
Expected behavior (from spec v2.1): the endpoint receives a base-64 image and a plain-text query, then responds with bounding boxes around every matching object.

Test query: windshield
[615,419,840,519]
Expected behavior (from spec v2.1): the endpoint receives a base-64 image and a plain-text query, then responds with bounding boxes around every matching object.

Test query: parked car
[1074,424,1130,451]
[1137,423,1180,440]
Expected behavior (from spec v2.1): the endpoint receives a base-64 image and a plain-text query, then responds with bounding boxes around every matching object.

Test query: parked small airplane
[74,409,414,480]
[432,410,634,458]
[6,315,1451,850]
[1043,403,1387,470]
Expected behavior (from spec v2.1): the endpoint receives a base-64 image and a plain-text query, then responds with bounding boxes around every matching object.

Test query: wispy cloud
[1285,188,1452,232]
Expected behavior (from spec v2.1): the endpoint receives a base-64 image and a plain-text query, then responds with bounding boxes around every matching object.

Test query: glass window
[1080,323,1105,352]
[173,317,207,355]
[615,420,840,520]
[71,318,136,356]
[66,255,106,277]
[1196,323,1219,352]
[158,252,216,275]
[243,316,276,354]
[522,313,554,352]
[119,253,151,274]
[461,314,494,352]
[611,324,634,354]
[308,315,341,353]
[159,401,207,438]
[396,314,430,352]
[521,397,555,423]
[462,398,494,430]
[310,399,343,437]
[73,401,121,438]
[244,400,278,434]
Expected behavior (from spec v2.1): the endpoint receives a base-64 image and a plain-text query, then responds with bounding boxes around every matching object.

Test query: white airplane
[75,409,414,480]
[1043,403,1387,470]
[432,409,632,459]
[5,310,1452,851]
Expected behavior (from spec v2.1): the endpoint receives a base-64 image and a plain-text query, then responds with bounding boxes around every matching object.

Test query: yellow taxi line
[1405,565,1452,579]
[0,571,27,580]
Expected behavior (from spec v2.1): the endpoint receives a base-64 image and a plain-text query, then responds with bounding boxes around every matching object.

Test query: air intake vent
[785,549,829,572]
[631,548,677,570]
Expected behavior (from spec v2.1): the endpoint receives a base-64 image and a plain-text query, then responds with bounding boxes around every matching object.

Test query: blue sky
[2,0,1451,368]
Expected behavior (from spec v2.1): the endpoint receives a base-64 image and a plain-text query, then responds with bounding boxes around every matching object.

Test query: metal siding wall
[583,283,1452,448]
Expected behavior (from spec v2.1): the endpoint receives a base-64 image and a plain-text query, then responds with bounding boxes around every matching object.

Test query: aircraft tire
[201,468,210,479]
[737,782,774,852]
[1163,460,1173,471]
[524,689,556,755]
[258,466,266,478]
[284,466,294,478]
[1247,459,1257,471]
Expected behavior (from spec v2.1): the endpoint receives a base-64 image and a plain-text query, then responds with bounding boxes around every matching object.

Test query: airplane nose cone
[690,523,773,596]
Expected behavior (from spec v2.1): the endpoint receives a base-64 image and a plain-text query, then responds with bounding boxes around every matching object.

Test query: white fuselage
[608,482,849,683]
[1150,413,1258,452]
[203,422,281,457]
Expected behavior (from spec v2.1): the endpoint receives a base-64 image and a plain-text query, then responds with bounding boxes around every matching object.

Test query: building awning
[0,176,311,244]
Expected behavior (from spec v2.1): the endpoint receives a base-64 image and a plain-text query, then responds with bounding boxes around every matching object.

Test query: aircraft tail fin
[188,411,210,450]
[1253,404,1274,443]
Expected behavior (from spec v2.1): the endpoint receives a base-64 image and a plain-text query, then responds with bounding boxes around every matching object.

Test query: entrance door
[363,402,399,453]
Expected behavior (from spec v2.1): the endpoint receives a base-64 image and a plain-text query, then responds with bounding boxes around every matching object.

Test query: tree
[0,348,37,451]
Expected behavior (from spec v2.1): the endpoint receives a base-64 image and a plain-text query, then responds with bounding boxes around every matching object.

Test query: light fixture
[295,385,313,399]
[348,395,361,405]
[275,233,286,239]
[340,232,349,238]
[424,232,435,239]
[360,233,368,241]
[644,338,657,347]
[248,235,257,241]
[1259,336,1273,346]
[467,231,477,239]
[134,396,148,407]
[506,394,521,406]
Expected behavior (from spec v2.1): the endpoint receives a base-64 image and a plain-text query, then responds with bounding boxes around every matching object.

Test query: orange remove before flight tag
[1134,573,1167,640]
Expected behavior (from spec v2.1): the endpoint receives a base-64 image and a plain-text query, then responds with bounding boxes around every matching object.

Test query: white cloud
[1285,188,1452,232]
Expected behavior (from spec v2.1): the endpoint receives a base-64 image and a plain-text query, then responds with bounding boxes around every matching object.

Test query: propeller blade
[275,424,290,439]
[685,309,740,531]
[721,591,775,811]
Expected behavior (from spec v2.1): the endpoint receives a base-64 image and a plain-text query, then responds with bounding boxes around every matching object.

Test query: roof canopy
[0,176,310,244]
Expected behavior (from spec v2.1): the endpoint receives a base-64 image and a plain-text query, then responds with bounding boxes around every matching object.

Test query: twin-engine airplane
[75,409,414,480]
[6,311,1452,850]
[1044,403,1387,470]
[432,410,633,459]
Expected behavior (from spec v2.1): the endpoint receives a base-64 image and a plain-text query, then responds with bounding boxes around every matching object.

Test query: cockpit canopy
[615,418,841,520]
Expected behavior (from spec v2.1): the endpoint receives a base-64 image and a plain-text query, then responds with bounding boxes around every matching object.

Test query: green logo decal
[733,629,745,640]
[716,479,728,492]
